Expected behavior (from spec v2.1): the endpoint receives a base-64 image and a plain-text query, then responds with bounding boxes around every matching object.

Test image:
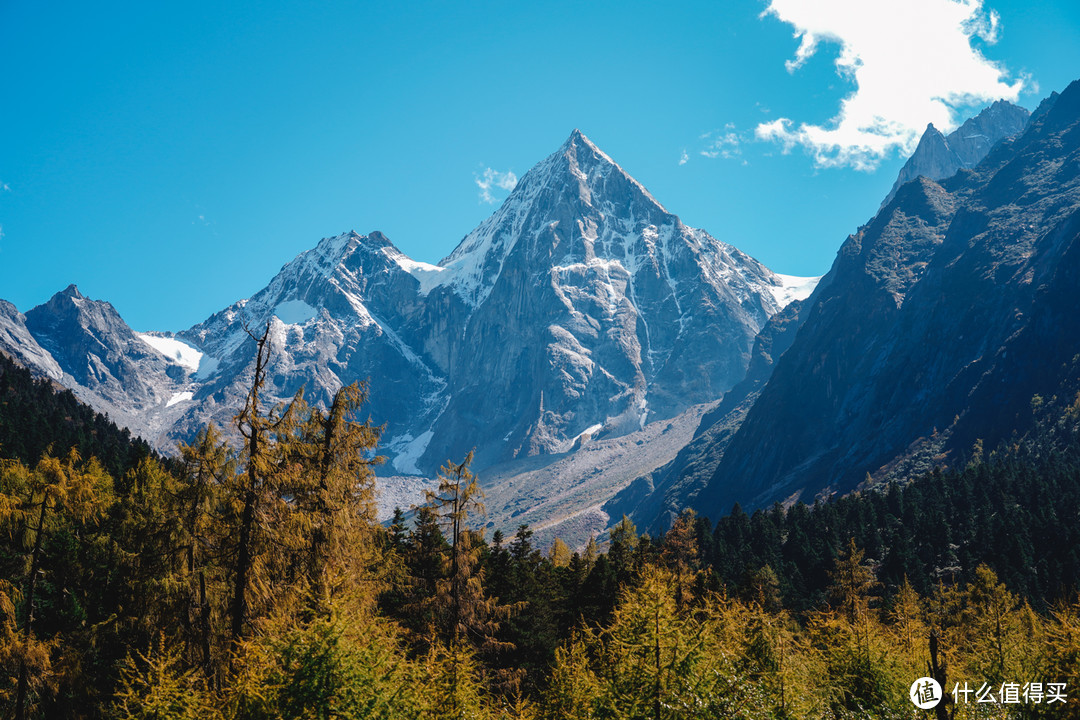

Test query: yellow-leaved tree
[281,381,383,615]
[807,537,906,716]
[544,566,776,720]
[0,451,113,720]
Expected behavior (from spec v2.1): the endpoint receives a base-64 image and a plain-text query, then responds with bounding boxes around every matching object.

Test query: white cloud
[476,167,518,204]
[757,0,1023,170]
[678,149,689,165]
[0,182,10,192]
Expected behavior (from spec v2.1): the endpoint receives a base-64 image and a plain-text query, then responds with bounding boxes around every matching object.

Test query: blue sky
[2,0,1078,331]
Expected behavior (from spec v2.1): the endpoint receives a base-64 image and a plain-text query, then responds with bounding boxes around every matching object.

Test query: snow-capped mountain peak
[434,130,680,308]
[4,129,802,481]
[557,128,666,211]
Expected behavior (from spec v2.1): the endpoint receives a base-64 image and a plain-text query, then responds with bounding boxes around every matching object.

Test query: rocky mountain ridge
[0,131,814,539]
[881,99,1030,207]
[630,81,1080,526]
[9,87,1062,544]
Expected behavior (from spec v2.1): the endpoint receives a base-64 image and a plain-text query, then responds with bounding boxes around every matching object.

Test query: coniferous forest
[2,346,1080,719]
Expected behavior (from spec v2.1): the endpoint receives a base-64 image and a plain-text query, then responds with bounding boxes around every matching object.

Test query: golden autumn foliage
[4,333,1080,719]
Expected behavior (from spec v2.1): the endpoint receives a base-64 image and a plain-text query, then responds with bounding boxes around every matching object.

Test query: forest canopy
[0,348,1079,718]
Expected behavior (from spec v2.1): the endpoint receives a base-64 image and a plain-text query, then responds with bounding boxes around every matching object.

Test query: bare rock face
[419,130,797,470]
[23,285,175,408]
[0,285,199,447]
[689,81,1080,517]
[174,229,456,460]
[0,300,63,381]
[881,100,1030,208]
[3,132,809,483]
[612,288,823,533]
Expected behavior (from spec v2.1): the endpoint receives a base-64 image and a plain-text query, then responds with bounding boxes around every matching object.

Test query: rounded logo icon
[910,677,943,709]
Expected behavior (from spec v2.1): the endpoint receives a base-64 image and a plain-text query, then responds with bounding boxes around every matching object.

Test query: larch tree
[0,451,112,720]
[227,323,302,647]
[829,537,880,628]
[424,452,518,651]
[548,538,572,568]
[112,455,191,661]
[887,575,928,682]
[548,566,769,720]
[1044,599,1080,711]
[286,381,383,614]
[811,537,900,714]
[608,514,638,584]
[959,563,1026,684]
[660,508,700,611]
[176,423,234,679]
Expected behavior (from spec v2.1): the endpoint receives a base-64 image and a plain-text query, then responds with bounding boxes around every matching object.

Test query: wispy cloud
[700,124,743,160]
[191,205,212,226]
[0,181,10,192]
[476,167,518,204]
[678,149,689,166]
[756,0,1023,170]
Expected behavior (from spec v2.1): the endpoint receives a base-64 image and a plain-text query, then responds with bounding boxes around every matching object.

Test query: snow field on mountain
[768,274,821,306]
[137,333,204,371]
[273,299,318,325]
[166,391,193,407]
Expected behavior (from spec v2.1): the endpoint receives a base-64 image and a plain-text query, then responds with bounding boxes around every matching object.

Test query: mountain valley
[4,84,1080,546]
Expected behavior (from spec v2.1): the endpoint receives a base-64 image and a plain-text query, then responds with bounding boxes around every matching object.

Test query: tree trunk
[231,324,271,649]
[15,499,50,720]
[231,484,256,643]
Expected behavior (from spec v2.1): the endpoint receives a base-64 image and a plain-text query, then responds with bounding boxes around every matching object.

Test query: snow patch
[333,282,377,326]
[137,333,204,372]
[166,391,193,408]
[382,247,447,294]
[391,430,434,475]
[274,299,317,325]
[769,274,821,308]
[573,423,603,444]
[195,355,220,380]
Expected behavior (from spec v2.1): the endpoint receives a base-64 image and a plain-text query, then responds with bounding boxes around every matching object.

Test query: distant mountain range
[0,130,814,538]
[5,82,1076,545]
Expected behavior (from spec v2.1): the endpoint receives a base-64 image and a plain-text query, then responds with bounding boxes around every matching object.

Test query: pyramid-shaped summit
[390,129,808,473]
[436,129,690,309]
[541,128,665,210]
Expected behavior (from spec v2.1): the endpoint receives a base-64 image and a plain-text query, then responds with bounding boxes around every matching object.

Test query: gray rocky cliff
[690,81,1080,517]
[421,130,800,470]
[0,300,63,381]
[23,285,177,409]
[882,100,1030,208]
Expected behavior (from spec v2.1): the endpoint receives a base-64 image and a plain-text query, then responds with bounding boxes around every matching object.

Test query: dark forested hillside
[0,351,154,478]
[705,447,1080,613]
